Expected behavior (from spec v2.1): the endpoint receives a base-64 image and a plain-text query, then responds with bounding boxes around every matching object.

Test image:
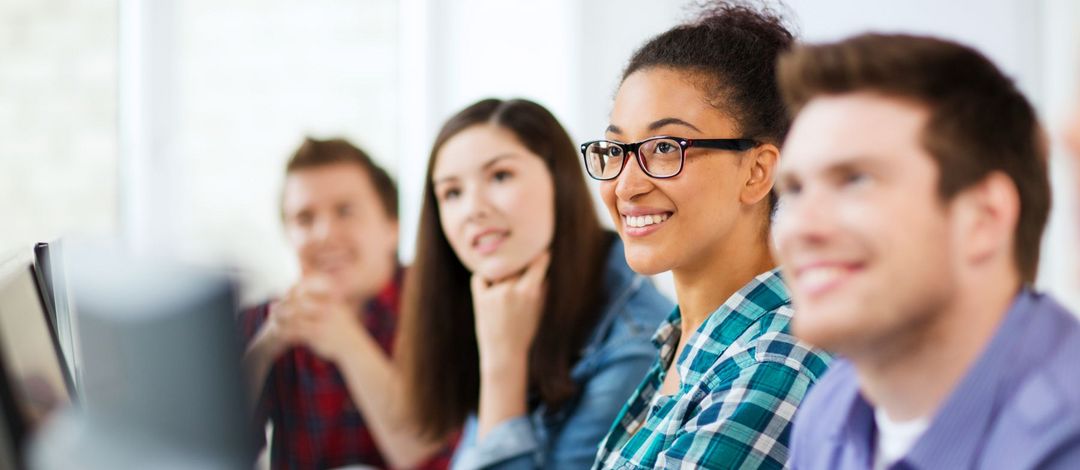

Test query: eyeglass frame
[580,136,759,180]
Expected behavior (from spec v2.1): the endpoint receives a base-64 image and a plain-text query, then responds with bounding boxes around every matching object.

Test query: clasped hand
[265,275,362,362]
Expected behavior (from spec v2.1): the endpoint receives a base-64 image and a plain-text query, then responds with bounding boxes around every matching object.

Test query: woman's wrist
[477,352,530,440]
[479,347,529,378]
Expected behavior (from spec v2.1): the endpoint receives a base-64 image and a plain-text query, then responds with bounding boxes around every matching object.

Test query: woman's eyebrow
[432,154,517,185]
[648,117,701,133]
[605,117,703,136]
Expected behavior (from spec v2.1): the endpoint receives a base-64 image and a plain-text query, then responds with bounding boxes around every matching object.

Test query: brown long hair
[399,98,612,438]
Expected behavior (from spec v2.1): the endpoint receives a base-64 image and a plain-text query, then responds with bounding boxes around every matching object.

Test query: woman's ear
[741,143,780,205]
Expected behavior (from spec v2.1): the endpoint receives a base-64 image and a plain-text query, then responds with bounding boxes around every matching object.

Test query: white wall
[1039,0,1080,310]
[31,0,1063,307]
[119,0,401,305]
[0,0,118,254]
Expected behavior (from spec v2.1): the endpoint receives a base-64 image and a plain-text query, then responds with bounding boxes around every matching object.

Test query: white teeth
[798,266,847,291]
[624,213,669,228]
[475,232,505,247]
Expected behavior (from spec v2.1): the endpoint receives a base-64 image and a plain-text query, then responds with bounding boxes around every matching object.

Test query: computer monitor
[31,241,80,395]
[32,244,56,332]
[0,254,74,465]
[29,246,255,469]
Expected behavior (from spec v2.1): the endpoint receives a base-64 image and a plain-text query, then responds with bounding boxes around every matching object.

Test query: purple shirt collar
[839,289,1037,468]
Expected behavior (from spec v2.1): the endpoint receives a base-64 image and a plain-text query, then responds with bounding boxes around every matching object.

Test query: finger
[297,274,341,305]
[275,321,301,345]
[470,272,489,297]
[273,282,305,319]
[269,299,284,318]
[516,251,551,291]
[293,298,329,321]
[283,281,305,303]
[276,304,304,328]
[285,316,320,339]
[271,299,299,324]
[277,323,304,345]
[270,296,291,321]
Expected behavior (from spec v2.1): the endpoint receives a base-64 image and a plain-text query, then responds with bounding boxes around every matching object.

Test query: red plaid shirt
[239,269,454,469]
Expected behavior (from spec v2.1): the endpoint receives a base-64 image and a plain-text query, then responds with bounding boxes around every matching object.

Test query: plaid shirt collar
[593,267,830,469]
[651,267,791,385]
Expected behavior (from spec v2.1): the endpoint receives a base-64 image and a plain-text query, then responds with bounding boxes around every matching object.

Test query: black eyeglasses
[580,136,758,180]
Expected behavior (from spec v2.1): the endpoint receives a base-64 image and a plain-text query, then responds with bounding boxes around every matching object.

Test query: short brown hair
[283,137,398,220]
[399,99,612,438]
[777,33,1051,283]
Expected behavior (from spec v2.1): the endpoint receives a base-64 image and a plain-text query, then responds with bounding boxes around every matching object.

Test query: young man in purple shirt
[771,33,1080,469]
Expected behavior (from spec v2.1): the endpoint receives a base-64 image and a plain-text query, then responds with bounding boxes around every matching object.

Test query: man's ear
[741,143,781,206]
[953,171,1020,268]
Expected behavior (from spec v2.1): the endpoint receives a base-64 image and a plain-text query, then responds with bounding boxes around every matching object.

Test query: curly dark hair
[623,1,795,145]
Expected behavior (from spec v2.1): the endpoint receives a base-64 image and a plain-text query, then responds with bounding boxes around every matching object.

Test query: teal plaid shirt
[593,268,832,469]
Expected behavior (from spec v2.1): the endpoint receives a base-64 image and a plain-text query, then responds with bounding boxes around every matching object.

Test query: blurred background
[2,0,1078,309]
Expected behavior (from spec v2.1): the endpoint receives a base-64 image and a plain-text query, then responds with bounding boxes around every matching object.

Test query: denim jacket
[452,237,672,470]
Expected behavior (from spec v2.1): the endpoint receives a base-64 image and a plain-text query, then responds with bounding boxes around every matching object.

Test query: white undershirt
[873,408,929,470]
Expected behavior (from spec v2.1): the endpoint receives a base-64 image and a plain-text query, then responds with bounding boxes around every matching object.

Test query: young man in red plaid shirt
[239,138,453,469]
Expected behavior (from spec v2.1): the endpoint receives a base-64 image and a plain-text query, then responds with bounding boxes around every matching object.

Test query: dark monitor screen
[0,256,73,452]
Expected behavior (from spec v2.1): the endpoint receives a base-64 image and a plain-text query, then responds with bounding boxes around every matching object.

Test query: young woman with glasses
[584,4,833,469]
[336,98,672,470]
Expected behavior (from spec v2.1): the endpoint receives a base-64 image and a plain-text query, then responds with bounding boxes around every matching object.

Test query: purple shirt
[790,290,1080,470]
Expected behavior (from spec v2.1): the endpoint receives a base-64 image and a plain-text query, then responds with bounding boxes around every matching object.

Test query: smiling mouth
[473,231,510,255]
[313,251,355,270]
[622,212,671,229]
[794,263,864,297]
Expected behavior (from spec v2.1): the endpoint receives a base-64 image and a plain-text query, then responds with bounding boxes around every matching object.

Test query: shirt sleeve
[453,336,657,470]
[249,363,277,450]
[546,341,656,469]
[453,416,540,470]
[655,360,814,470]
[237,304,277,450]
